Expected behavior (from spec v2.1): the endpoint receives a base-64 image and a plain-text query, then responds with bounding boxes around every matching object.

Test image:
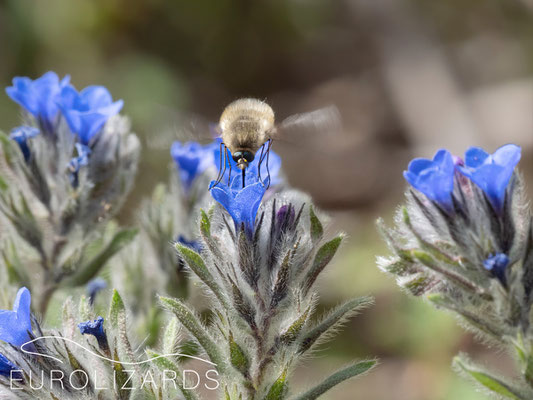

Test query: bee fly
[212,98,275,189]
[212,98,341,189]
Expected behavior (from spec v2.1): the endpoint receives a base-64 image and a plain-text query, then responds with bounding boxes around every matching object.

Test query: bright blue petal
[12,288,31,331]
[403,149,454,211]
[6,72,68,127]
[492,144,521,168]
[0,287,33,347]
[483,253,509,285]
[0,353,21,378]
[210,171,266,236]
[464,147,489,168]
[234,181,266,234]
[10,126,40,161]
[213,144,282,187]
[171,141,216,189]
[407,158,434,174]
[458,144,521,213]
[78,86,113,109]
[58,84,123,143]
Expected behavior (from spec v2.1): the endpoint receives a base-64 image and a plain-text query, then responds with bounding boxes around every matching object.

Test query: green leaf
[163,317,181,355]
[175,244,228,309]
[299,296,373,354]
[309,206,323,243]
[264,369,288,400]
[78,296,91,322]
[109,289,126,329]
[66,228,138,286]
[280,305,312,345]
[302,235,343,294]
[454,355,524,399]
[160,296,225,371]
[291,360,377,400]
[229,332,250,377]
[412,250,482,294]
[200,209,211,236]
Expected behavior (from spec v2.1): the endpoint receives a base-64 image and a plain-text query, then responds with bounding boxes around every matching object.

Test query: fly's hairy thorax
[219,98,275,155]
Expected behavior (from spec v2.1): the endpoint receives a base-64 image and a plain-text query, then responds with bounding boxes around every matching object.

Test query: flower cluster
[380,143,533,398]
[6,71,122,144]
[404,144,520,214]
[0,72,139,315]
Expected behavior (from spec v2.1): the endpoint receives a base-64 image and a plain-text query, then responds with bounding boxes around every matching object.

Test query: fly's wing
[145,107,221,152]
[274,105,343,146]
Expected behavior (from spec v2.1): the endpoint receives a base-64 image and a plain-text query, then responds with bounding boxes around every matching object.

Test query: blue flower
[213,142,282,186]
[457,144,521,214]
[58,85,123,145]
[68,143,91,173]
[5,71,70,130]
[171,141,217,190]
[403,149,455,212]
[483,253,509,285]
[210,171,266,237]
[177,235,203,253]
[9,126,40,161]
[86,278,107,306]
[68,143,91,187]
[0,287,33,347]
[0,353,21,379]
[79,316,109,351]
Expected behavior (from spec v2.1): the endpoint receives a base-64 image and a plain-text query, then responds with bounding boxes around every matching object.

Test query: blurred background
[1,0,533,398]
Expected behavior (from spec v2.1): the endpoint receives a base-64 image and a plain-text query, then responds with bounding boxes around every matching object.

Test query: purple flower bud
[276,204,295,233]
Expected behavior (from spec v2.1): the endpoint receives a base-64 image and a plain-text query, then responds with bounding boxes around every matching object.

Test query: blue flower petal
[78,316,109,351]
[492,144,521,167]
[403,149,455,212]
[407,158,434,175]
[171,141,217,190]
[483,253,509,285]
[213,144,282,187]
[58,84,123,145]
[459,144,521,213]
[0,287,33,347]
[464,147,489,168]
[0,353,21,379]
[9,126,40,161]
[6,71,70,129]
[210,172,266,237]
[87,278,107,305]
[177,236,203,253]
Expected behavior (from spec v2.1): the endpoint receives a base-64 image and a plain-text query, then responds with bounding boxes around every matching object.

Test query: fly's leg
[211,142,227,189]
